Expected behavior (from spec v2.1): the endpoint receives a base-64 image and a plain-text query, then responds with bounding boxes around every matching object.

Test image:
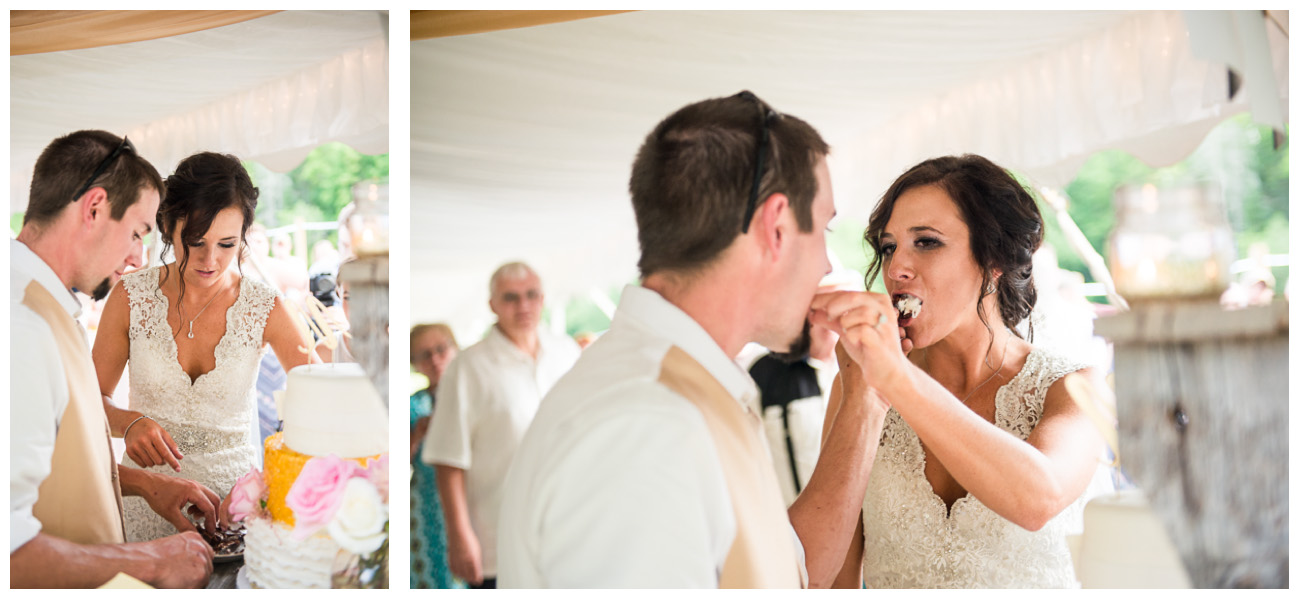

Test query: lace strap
[997,348,1089,439]
[122,267,168,340]
[120,267,155,305]
[1022,348,1089,395]
[227,276,280,348]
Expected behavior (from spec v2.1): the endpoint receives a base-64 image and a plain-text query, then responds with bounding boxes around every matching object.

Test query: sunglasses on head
[72,136,135,202]
[734,91,779,234]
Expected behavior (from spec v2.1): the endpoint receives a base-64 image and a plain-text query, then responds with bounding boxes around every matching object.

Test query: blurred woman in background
[410,323,463,588]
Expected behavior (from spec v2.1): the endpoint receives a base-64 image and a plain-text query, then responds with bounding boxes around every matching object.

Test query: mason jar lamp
[1107,183,1237,302]
[348,180,389,257]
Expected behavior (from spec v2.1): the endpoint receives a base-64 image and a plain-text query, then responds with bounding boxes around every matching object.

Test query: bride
[813,154,1106,588]
[92,151,316,541]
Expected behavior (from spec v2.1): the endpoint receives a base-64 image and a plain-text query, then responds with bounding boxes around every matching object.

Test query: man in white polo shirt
[497,92,892,588]
[423,262,581,588]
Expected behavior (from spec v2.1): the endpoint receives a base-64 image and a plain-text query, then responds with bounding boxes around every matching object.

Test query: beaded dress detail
[120,267,277,542]
[861,347,1091,588]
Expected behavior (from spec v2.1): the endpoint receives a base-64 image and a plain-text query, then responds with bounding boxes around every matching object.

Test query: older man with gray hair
[422,262,581,588]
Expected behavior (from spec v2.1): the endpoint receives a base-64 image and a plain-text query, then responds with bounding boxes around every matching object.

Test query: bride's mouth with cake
[894,293,922,327]
[227,362,389,589]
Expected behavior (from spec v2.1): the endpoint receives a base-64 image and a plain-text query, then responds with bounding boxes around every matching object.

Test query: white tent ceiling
[411,10,1288,342]
[10,10,389,215]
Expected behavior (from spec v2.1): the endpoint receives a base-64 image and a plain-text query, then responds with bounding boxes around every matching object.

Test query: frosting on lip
[895,294,922,319]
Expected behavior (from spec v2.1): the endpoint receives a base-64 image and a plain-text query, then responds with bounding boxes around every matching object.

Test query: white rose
[326,478,388,555]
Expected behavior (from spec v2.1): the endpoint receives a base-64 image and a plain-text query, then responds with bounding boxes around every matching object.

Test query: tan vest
[24,280,126,545]
[657,346,804,589]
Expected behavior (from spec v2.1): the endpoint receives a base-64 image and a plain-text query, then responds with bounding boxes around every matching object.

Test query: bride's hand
[125,417,184,472]
[811,290,912,392]
[217,492,234,531]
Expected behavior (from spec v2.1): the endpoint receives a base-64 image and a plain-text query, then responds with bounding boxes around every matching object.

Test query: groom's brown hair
[25,130,164,228]
[628,92,829,279]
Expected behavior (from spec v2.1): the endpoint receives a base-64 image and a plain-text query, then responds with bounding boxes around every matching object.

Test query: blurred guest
[1221,246,1270,310]
[315,260,355,364]
[1024,245,1109,370]
[1221,264,1276,310]
[309,239,340,280]
[308,240,342,327]
[573,331,598,350]
[244,223,306,445]
[337,202,356,261]
[410,324,462,589]
[246,222,271,259]
[244,222,309,308]
[270,231,305,273]
[422,262,581,588]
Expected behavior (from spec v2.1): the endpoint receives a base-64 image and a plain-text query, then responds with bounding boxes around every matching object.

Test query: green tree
[245,142,389,232]
[1043,114,1288,296]
[244,142,388,255]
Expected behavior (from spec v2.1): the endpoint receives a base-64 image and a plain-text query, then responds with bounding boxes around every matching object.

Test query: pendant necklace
[926,331,1011,406]
[180,289,223,340]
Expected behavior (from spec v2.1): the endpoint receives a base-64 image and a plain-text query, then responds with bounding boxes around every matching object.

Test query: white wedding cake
[238,363,388,589]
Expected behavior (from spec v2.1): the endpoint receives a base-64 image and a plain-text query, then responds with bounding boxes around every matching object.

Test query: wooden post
[1095,300,1288,588]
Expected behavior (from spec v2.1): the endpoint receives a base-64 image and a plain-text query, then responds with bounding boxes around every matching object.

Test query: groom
[497,92,888,587]
[10,131,219,588]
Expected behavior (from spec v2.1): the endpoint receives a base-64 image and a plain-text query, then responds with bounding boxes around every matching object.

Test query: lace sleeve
[228,277,280,351]
[121,267,166,341]
[999,348,1090,440]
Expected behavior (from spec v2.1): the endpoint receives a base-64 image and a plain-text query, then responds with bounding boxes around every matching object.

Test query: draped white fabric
[10,10,389,214]
[411,10,1287,341]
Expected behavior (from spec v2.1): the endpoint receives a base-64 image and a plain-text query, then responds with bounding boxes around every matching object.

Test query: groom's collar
[11,238,82,319]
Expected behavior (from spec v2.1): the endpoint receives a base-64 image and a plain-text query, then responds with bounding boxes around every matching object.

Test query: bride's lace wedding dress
[119,267,278,542]
[861,347,1096,588]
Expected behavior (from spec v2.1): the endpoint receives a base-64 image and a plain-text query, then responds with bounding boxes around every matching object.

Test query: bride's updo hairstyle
[863,154,1043,341]
[157,152,259,305]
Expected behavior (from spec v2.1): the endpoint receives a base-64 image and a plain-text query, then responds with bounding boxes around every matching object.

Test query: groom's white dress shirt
[496,285,807,587]
[9,239,84,552]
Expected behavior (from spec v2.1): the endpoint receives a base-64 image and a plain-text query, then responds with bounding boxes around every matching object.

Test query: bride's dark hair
[863,154,1043,342]
[157,152,259,307]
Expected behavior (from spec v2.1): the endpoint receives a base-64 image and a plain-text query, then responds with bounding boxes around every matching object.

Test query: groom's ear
[79,186,110,228]
[753,192,791,262]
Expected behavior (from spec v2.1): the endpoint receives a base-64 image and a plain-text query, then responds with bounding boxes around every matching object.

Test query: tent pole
[1039,186,1130,311]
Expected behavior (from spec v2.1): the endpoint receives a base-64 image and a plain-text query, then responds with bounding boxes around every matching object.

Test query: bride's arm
[885,364,1105,531]
[91,279,135,434]
[812,290,1104,532]
[264,295,319,371]
[92,279,184,472]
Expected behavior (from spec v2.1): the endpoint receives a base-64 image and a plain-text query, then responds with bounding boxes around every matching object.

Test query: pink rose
[227,469,268,523]
[285,454,359,539]
[361,454,390,502]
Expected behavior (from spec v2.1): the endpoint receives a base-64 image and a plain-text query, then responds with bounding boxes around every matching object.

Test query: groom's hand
[124,417,184,472]
[834,340,891,414]
[140,532,215,588]
[141,474,222,538]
